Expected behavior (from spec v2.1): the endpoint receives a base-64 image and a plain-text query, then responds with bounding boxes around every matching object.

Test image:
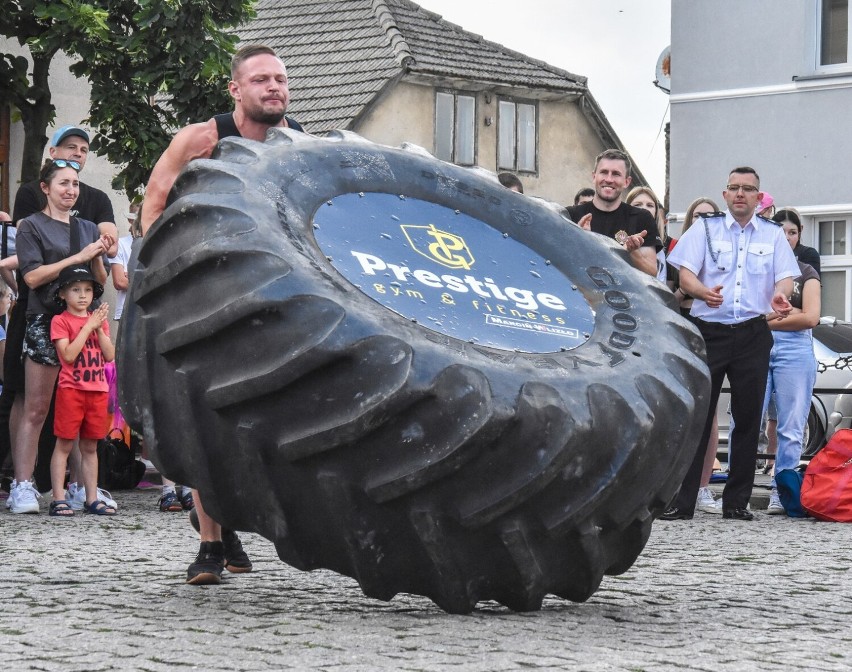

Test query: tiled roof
[238,0,588,133]
[387,0,586,92]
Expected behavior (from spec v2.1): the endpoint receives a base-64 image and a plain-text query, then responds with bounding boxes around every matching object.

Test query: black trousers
[0,293,26,474]
[673,316,773,513]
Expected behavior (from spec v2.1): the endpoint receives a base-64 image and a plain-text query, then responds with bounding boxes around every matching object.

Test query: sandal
[85,500,117,516]
[49,500,75,517]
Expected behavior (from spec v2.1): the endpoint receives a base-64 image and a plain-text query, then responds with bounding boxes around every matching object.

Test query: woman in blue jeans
[763,217,821,514]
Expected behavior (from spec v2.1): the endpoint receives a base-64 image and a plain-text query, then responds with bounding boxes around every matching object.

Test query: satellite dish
[654,45,671,94]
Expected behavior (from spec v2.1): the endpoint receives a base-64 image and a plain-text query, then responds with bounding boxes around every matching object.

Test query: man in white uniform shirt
[663,166,799,521]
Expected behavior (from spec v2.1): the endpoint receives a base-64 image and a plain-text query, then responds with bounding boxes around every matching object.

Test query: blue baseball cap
[50,125,90,147]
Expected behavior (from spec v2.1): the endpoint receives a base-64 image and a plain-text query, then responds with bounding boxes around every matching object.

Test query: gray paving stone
[1,488,850,671]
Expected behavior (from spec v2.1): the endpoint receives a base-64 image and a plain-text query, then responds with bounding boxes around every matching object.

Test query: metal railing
[717,353,852,461]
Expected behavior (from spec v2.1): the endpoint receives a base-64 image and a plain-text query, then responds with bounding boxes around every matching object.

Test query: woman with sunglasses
[5,159,114,514]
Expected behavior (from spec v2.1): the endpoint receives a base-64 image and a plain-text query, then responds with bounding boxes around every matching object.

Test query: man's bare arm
[629,246,658,277]
[112,263,128,291]
[0,255,18,294]
[141,120,219,234]
[98,222,119,257]
[678,267,723,307]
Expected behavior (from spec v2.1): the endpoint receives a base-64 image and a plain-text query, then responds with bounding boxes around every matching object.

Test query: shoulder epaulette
[697,211,725,219]
[757,214,781,225]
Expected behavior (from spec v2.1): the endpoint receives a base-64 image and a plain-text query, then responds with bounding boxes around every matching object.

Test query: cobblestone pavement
[1,488,850,672]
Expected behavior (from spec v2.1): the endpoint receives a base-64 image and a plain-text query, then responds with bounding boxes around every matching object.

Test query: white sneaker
[767,489,785,515]
[68,482,118,511]
[67,482,83,511]
[8,479,42,514]
[696,486,722,514]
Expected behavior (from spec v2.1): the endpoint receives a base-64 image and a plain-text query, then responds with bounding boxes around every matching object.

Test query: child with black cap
[48,265,115,516]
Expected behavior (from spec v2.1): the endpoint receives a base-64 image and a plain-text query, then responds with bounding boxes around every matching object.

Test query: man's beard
[595,188,621,203]
[251,109,286,125]
[243,98,287,126]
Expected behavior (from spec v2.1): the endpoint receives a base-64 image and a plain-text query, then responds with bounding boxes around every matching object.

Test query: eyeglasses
[725,184,759,194]
[52,159,81,171]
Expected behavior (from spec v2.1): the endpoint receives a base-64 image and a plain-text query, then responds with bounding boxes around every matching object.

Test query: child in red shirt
[48,265,116,516]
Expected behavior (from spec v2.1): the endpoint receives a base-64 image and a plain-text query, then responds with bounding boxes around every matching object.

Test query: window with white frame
[817,216,851,319]
[818,218,848,255]
[497,99,537,173]
[435,91,476,165]
[820,0,851,67]
[820,269,848,318]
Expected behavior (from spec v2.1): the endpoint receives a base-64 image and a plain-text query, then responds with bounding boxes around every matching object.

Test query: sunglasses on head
[52,159,81,171]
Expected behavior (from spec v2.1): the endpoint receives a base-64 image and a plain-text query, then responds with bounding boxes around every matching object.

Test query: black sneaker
[187,507,252,574]
[186,541,225,585]
[222,529,253,574]
[722,507,754,521]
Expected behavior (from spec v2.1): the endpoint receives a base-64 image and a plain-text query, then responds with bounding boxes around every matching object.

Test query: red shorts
[54,388,109,440]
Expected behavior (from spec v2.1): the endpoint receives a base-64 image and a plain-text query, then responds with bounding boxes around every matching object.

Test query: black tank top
[212,112,304,139]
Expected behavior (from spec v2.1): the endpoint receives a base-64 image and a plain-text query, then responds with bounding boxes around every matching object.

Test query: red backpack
[801,429,852,522]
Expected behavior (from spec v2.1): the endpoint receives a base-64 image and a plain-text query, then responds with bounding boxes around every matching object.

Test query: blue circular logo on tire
[313,193,595,353]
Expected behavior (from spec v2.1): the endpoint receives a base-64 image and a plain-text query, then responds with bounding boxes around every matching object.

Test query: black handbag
[97,428,146,490]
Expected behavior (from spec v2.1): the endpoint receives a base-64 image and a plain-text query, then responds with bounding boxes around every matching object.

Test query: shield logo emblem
[401,223,475,270]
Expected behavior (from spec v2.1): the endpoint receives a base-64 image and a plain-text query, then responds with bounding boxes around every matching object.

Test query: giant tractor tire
[119,130,710,613]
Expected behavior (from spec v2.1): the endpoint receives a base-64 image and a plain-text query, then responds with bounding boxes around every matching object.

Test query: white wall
[670,0,852,318]
[670,0,852,211]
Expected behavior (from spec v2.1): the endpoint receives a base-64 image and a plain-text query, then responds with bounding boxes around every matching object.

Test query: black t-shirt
[16,212,101,314]
[793,243,821,276]
[213,112,304,139]
[566,201,661,250]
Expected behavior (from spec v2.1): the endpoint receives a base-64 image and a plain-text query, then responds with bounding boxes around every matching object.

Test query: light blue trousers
[762,330,817,479]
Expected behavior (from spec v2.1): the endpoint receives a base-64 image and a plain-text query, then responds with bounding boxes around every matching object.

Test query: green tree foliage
[0,2,62,185]
[1,0,254,194]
